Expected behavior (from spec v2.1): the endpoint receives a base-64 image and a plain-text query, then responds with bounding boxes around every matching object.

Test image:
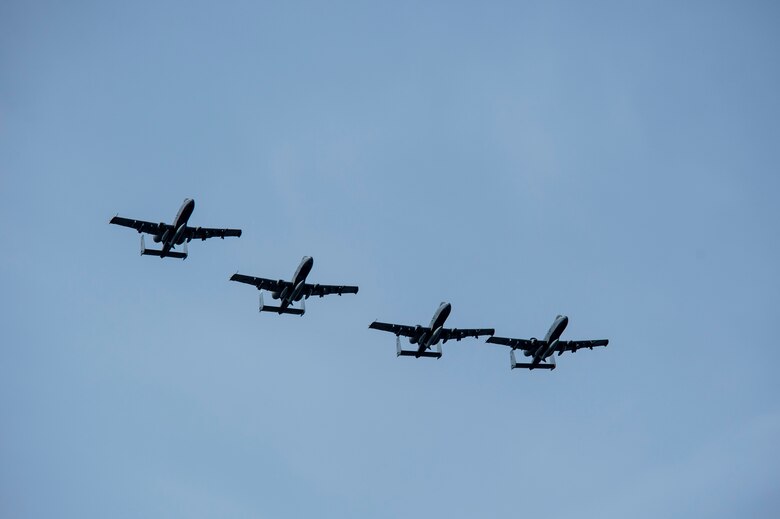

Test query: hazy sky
[2,1,779,517]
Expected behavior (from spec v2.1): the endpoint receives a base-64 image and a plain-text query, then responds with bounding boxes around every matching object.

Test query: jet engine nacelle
[153,234,162,243]
[159,228,172,244]
[409,325,423,344]
[188,227,201,242]
[271,291,281,299]
[172,224,187,245]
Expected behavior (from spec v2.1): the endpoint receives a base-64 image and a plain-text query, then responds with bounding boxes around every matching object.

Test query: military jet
[230,256,358,315]
[487,315,609,370]
[109,198,241,259]
[369,302,494,358]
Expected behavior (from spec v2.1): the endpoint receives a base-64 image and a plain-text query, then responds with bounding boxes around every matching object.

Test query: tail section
[510,350,555,370]
[396,336,442,359]
[140,235,187,259]
[259,293,305,316]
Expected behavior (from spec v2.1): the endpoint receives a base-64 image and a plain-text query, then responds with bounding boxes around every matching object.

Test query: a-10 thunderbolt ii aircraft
[487,315,609,370]
[109,198,242,259]
[369,302,494,358]
[230,256,359,315]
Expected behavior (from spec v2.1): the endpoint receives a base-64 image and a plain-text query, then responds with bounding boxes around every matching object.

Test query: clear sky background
[2,1,779,517]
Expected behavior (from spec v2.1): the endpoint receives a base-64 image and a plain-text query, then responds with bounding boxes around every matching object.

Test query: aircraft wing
[304,283,359,298]
[368,321,423,337]
[555,339,609,354]
[442,328,495,342]
[187,226,242,241]
[486,336,539,350]
[110,216,168,234]
[230,273,290,292]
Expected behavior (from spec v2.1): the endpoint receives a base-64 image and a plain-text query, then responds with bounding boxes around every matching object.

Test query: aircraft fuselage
[544,315,568,344]
[429,302,452,331]
[412,302,452,356]
[274,256,314,309]
[172,198,195,230]
[292,256,314,287]
[156,198,195,255]
[529,314,569,365]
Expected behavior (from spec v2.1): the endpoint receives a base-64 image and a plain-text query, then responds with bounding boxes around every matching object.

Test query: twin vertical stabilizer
[510,350,556,370]
[396,335,442,358]
[140,235,187,259]
[258,292,305,316]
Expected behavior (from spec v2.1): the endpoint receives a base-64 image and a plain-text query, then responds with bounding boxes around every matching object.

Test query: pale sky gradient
[2,1,779,517]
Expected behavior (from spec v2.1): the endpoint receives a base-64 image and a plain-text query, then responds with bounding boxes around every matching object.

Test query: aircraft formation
[110,198,610,371]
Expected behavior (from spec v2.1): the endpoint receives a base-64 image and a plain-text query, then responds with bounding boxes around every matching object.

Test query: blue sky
[2,1,779,517]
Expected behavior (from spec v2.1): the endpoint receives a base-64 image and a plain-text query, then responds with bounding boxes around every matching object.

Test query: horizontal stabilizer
[259,305,305,315]
[140,235,187,259]
[510,361,556,370]
[141,248,187,259]
[259,293,305,315]
[510,350,555,370]
[397,349,443,359]
[395,336,442,358]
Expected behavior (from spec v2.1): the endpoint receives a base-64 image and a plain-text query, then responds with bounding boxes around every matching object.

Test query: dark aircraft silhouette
[369,302,494,358]
[487,315,609,370]
[230,256,358,315]
[110,198,241,259]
